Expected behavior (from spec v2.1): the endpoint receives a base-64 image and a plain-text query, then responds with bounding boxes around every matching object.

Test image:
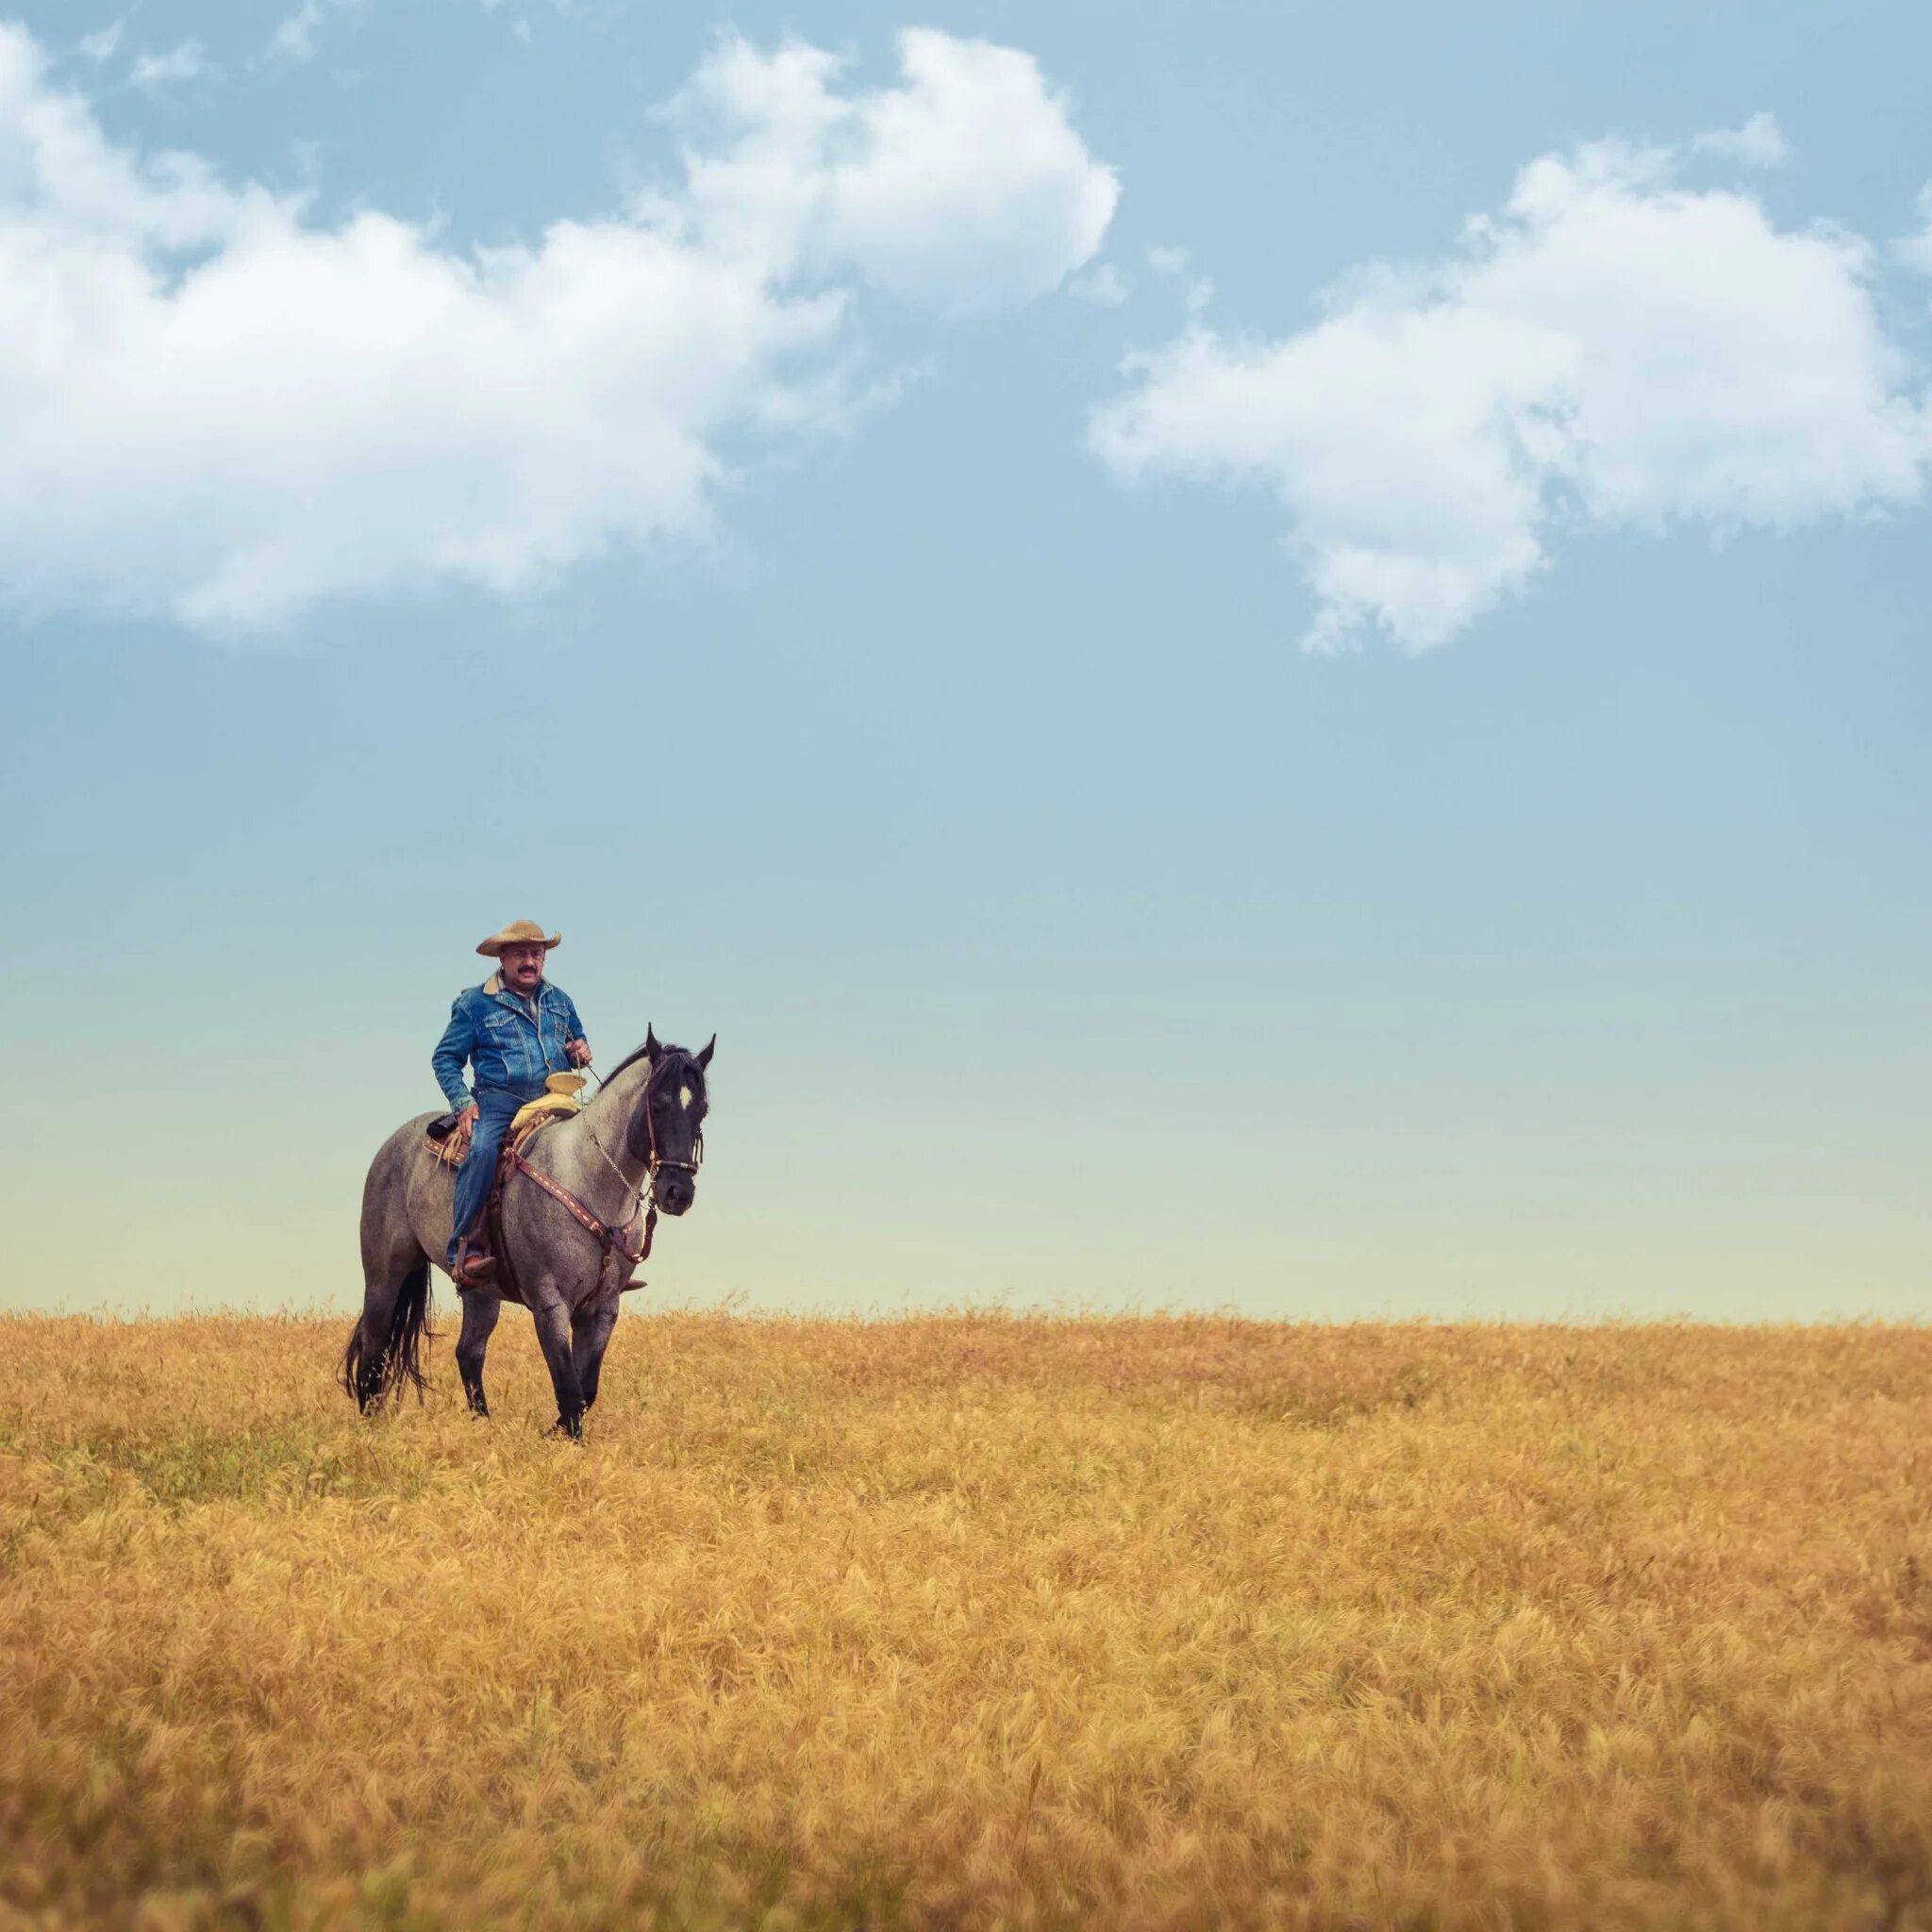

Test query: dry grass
[1,1309,1928,1931]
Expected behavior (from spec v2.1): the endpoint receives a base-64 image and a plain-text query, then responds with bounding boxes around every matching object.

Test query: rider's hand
[566,1039,591,1069]
[458,1104,479,1133]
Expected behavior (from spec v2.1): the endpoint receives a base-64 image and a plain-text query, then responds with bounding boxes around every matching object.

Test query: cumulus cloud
[1091,132,1930,652]
[0,23,1114,633]
[1691,111,1790,169]
[661,29,1117,314]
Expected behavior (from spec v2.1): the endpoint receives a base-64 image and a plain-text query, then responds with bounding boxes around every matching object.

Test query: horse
[341,1027,714,1438]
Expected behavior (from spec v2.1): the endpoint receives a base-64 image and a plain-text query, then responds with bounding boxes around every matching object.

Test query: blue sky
[1,0,1927,1319]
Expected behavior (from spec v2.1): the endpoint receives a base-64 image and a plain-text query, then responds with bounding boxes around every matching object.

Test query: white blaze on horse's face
[679,1086,692,1111]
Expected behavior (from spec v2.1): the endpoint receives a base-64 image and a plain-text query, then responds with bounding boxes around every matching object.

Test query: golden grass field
[2,1309,1928,1931]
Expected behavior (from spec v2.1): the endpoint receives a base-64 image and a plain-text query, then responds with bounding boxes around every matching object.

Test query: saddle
[425,1073,587,1168]
[427,1074,652,1295]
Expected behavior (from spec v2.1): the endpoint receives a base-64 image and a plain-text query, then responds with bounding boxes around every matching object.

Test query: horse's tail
[387,1257,436,1398]
[339,1257,436,1409]
[338,1320,365,1405]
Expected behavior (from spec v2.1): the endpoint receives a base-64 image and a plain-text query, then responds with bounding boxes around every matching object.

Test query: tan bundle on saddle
[425,1073,588,1168]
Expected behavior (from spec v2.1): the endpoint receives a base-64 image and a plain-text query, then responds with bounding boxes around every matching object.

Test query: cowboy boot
[453,1240,498,1289]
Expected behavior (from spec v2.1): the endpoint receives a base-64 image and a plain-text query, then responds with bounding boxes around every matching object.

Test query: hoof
[550,1414,584,1442]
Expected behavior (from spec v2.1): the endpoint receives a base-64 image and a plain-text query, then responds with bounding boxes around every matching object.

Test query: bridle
[629,1050,707,1199]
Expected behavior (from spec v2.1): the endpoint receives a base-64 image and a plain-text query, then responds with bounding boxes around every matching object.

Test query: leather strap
[508,1149,652,1266]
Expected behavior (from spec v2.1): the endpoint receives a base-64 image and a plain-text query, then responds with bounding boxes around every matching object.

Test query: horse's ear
[644,1024,660,1058]
[696,1033,716,1069]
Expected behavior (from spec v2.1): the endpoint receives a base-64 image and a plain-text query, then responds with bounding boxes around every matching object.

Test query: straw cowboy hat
[475,919,561,958]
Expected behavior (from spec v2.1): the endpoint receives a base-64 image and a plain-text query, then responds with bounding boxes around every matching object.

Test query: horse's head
[622,1024,715,1216]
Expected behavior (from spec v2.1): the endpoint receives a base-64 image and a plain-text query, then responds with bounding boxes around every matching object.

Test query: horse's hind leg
[345,1244,429,1412]
[456,1291,501,1417]
[344,1143,431,1411]
[344,1273,397,1410]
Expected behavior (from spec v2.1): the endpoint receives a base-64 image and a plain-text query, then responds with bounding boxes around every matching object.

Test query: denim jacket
[432,974,588,1113]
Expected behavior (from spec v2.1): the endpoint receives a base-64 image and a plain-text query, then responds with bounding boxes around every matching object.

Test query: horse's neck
[546,1057,654,1210]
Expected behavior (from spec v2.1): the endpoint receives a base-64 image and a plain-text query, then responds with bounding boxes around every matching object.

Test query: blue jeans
[447,1085,544,1269]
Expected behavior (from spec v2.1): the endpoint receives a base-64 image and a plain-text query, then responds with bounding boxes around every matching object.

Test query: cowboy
[433,920,592,1287]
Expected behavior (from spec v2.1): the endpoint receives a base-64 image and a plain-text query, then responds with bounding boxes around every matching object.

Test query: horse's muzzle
[654,1170,696,1217]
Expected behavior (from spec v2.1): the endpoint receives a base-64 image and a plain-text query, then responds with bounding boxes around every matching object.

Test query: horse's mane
[602,1039,652,1086]
[603,1038,706,1095]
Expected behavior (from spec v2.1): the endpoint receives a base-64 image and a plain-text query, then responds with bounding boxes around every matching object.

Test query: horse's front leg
[571,1299,621,1413]
[455,1290,501,1417]
[528,1287,588,1439]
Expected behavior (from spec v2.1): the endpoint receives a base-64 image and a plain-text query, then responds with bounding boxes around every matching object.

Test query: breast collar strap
[508,1148,654,1270]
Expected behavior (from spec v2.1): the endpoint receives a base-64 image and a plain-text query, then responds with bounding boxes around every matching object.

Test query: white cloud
[1691,111,1790,170]
[663,30,1118,314]
[1901,185,1932,275]
[0,36,251,246]
[129,41,210,92]
[266,0,365,67]
[1068,260,1127,306]
[267,3,326,65]
[75,21,123,64]
[1091,132,1930,652]
[0,22,1114,633]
